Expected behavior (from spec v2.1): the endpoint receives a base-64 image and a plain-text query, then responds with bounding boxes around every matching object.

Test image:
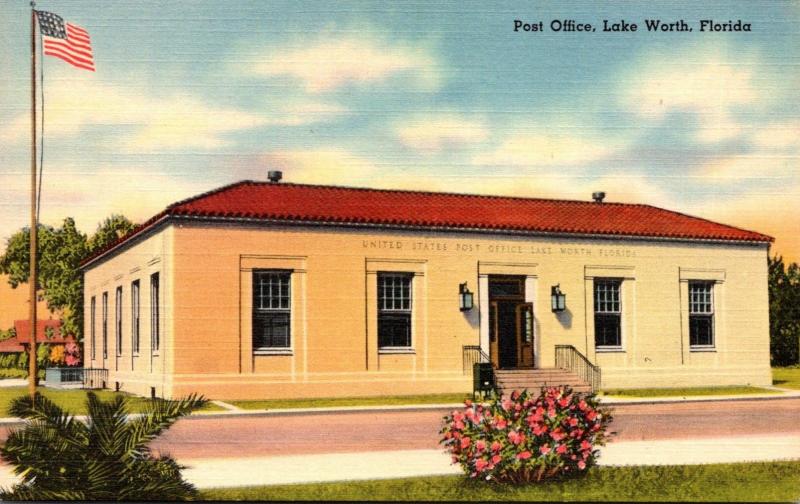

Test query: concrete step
[494,367,592,394]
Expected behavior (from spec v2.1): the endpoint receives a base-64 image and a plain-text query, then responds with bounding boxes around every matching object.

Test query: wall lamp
[459,282,474,312]
[551,284,566,312]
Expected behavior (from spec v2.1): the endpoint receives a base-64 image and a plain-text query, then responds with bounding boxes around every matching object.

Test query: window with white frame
[378,273,413,349]
[115,286,123,357]
[102,292,108,359]
[90,296,96,360]
[252,270,291,350]
[689,281,714,348]
[131,280,140,355]
[594,279,622,348]
[150,273,160,354]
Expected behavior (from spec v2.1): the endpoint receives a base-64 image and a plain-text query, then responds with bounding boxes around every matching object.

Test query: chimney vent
[268,170,283,183]
[592,191,606,203]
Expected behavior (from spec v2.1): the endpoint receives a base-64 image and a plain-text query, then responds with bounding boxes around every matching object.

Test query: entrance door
[488,276,535,369]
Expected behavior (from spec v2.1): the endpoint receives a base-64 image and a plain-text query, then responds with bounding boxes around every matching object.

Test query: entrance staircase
[494,368,593,394]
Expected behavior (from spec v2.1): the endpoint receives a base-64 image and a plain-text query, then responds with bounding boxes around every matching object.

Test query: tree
[769,255,800,366]
[88,214,136,255]
[0,215,135,342]
[0,392,206,501]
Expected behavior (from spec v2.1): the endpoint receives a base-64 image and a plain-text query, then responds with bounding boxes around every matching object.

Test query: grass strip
[0,386,223,416]
[230,393,473,410]
[601,385,777,398]
[772,366,800,390]
[202,460,800,502]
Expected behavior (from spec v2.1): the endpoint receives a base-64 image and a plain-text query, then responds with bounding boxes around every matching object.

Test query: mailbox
[473,362,494,394]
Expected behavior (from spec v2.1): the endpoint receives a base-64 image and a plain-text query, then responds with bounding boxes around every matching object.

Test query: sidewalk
[175,433,800,489]
[1,434,793,490]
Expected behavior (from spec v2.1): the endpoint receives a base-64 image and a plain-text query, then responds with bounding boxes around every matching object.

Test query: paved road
[145,397,800,460]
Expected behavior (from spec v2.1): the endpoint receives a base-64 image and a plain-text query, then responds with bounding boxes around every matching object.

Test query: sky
[0,0,798,262]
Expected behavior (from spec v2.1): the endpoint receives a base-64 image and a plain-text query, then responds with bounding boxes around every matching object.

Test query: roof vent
[592,191,606,203]
[267,170,283,183]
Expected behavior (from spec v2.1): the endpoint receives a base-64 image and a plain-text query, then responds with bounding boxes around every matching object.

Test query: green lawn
[201,461,800,502]
[230,393,473,410]
[0,387,223,416]
[772,366,800,389]
[601,385,776,398]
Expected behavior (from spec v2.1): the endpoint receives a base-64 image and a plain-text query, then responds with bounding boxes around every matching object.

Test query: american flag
[36,11,95,72]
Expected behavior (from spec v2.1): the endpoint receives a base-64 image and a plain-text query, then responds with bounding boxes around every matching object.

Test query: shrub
[64,341,81,366]
[440,387,612,483]
[49,345,66,366]
[0,392,206,500]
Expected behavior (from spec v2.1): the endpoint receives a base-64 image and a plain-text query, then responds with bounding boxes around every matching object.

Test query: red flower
[516,451,532,460]
[495,418,508,430]
[511,390,521,401]
[476,440,486,452]
[475,458,489,471]
[578,399,588,411]
[580,440,592,451]
[586,410,597,421]
[508,430,525,445]
[461,437,471,449]
[568,417,579,427]
[578,460,586,470]
[556,444,567,454]
[492,454,502,464]
[491,441,502,452]
[540,445,551,455]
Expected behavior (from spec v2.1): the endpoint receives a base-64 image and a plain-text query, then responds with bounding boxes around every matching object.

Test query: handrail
[462,345,492,374]
[554,345,601,392]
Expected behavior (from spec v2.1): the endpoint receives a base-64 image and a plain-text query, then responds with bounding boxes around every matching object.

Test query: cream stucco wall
[83,220,771,399]
[83,227,173,397]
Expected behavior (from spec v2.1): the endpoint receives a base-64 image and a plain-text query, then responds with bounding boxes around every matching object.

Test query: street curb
[0,391,796,426]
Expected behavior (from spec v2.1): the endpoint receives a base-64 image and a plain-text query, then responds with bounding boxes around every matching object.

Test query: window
[131,280,140,355]
[151,273,160,354]
[90,296,96,360]
[102,292,108,359]
[378,273,413,348]
[252,271,291,350]
[689,282,714,348]
[594,279,622,348]
[115,286,123,357]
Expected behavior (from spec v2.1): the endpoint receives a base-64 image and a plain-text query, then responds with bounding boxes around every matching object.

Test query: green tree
[769,255,800,366]
[0,392,206,501]
[88,214,136,254]
[0,215,135,342]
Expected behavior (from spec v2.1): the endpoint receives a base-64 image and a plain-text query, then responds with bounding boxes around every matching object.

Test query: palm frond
[7,393,89,448]
[122,394,206,460]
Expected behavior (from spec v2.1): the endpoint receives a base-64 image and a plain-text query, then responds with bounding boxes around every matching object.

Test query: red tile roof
[13,319,72,344]
[81,181,773,267]
[0,338,24,353]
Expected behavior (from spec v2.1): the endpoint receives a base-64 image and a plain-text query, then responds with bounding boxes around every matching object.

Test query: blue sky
[1,0,798,259]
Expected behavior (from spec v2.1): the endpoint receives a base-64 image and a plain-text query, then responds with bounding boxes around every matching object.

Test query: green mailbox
[473,362,494,394]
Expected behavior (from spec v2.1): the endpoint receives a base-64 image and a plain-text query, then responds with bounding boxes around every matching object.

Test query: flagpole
[29,3,38,400]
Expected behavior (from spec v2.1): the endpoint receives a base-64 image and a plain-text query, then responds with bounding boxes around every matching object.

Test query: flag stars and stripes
[36,11,95,72]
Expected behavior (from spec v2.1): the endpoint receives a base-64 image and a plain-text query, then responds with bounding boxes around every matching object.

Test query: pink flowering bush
[440,387,612,483]
[64,341,82,367]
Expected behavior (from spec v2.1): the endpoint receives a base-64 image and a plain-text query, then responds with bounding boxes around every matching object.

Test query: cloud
[0,80,347,151]
[472,132,623,168]
[0,165,219,244]
[246,149,379,184]
[249,35,439,93]
[750,122,800,150]
[396,115,488,152]
[685,182,800,263]
[623,49,762,144]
